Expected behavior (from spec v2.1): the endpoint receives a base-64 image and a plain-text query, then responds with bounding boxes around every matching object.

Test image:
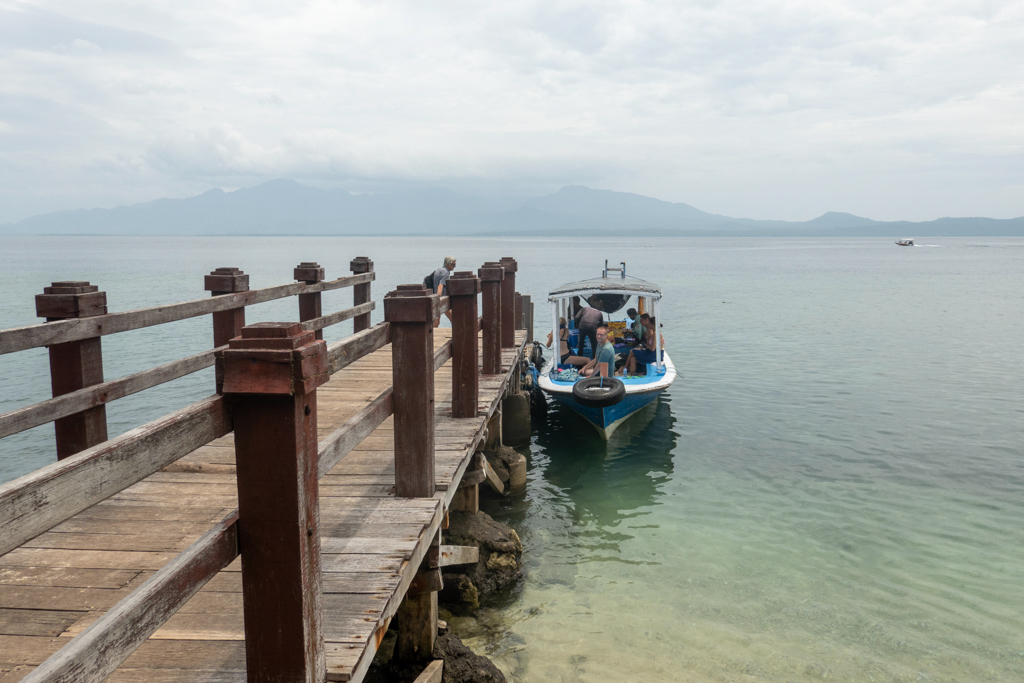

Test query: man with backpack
[423,256,456,326]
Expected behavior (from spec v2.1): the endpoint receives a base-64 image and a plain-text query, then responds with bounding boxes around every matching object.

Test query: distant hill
[3,180,1023,236]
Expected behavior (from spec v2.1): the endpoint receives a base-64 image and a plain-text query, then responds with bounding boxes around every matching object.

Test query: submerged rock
[440,510,522,613]
[364,631,505,683]
[433,632,506,683]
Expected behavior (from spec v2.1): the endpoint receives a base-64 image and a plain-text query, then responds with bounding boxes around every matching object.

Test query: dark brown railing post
[384,284,440,662]
[479,263,504,375]
[448,272,480,419]
[219,322,328,683]
[499,257,518,348]
[350,256,374,333]
[514,292,523,331]
[383,285,438,498]
[35,281,108,460]
[204,267,249,347]
[294,262,325,340]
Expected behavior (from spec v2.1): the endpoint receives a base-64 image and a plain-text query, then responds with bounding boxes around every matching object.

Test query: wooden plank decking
[0,328,526,683]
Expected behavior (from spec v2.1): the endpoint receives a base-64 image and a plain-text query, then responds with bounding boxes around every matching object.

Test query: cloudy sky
[1,0,1022,224]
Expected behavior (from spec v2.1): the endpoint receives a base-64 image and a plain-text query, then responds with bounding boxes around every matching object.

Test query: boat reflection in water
[487,394,679,593]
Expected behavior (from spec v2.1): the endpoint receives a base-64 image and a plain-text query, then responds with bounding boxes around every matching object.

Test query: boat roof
[548,274,663,300]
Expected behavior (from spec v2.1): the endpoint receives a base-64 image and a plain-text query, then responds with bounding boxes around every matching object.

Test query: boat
[537,261,677,439]
[896,239,914,246]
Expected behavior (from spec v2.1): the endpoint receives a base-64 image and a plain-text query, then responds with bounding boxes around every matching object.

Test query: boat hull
[548,387,664,438]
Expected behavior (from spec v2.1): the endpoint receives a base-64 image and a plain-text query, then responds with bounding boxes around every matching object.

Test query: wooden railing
[0,257,528,683]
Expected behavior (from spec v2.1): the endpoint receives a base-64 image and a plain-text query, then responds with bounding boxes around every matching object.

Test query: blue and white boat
[538,261,676,439]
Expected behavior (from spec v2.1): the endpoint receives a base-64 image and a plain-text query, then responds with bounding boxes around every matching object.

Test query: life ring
[572,376,626,408]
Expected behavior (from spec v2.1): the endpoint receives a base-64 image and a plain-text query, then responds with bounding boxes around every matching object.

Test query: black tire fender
[572,376,626,408]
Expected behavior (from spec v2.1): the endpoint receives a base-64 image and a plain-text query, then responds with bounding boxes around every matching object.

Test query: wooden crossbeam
[0,272,375,355]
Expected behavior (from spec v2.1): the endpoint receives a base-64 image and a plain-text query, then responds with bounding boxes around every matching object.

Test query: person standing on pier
[432,256,456,326]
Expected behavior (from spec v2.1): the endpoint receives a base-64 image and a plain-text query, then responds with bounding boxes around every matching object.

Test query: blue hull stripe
[549,390,663,435]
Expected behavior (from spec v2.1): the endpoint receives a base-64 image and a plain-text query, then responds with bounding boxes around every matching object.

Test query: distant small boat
[896,239,914,246]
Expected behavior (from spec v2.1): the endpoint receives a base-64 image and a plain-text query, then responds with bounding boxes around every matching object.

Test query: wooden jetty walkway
[0,258,534,683]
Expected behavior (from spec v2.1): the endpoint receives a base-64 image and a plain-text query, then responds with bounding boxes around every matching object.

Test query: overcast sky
[1,0,1022,224]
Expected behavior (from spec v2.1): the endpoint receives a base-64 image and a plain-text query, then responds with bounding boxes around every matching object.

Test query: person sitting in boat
[620,316,664,375]
[545,318,590,368]
[626,308,644,340]
[573,297,603,357]
[579,325,616,377]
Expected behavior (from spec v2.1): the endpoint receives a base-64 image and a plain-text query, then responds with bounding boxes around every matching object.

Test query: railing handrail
[0,300,377,440]
[0,346,223,440]
[0,271,374,356]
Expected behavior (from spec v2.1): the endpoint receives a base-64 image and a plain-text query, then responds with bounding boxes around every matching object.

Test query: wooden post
[451,452,483,514]
[478,262,504,375]
[294,262,325,340]
[523,295,534,343]
[385,285,440,662]
[448,271,480,419]
[204,267,249,347]
[383,284,439,498]
[350,256,374,333]
[35,281,108,460]
[514,292,523,331]
[498,257,517,348]
[219,322,328,683]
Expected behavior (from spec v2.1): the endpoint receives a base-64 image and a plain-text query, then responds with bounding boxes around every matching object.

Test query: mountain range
[3,180,1023,236]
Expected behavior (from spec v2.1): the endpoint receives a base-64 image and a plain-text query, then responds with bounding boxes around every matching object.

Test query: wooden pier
[0,258,530,683]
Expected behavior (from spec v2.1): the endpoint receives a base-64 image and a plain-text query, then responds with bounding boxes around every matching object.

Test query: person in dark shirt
[573,300,604,357]
[432,256,456,327]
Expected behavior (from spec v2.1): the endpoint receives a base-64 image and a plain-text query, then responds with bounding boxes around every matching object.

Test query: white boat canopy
[547,275,663,301]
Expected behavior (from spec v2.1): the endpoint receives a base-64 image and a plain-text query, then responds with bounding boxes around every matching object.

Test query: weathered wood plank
[0,273,375,356]
[0,585,133,612]
[414,660,443,683]
[0,348,221,440]
[318,389,393,478]
[22,533,190,553]
[301,301,375,333]
[432,340,451,372]
[0,610,84,638]
[17,514,238,683]
[438,545,479,567]
[0,567,139,590]
[0,549,180,571]
[0,636,65,666]
[0,396,231,557]
[119,640,244,670]
[326,324,390,375]
[482,454,505,495]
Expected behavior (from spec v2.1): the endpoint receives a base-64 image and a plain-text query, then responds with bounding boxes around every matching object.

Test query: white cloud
[0,0,1022,222]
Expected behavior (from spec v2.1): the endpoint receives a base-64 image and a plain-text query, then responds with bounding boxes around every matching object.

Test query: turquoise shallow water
[2,236,1023,682]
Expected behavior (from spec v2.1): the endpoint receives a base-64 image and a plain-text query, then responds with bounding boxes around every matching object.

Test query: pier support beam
[350,256,374,333]
[295,262,325,340]
[220,322,328,683]
[498,257,517,348]
[479,263,504,375]
[36,281,108,460]
[448,271,480,419]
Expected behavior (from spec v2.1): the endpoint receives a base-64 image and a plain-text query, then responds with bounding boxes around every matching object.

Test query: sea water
[2,236,1023,682]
